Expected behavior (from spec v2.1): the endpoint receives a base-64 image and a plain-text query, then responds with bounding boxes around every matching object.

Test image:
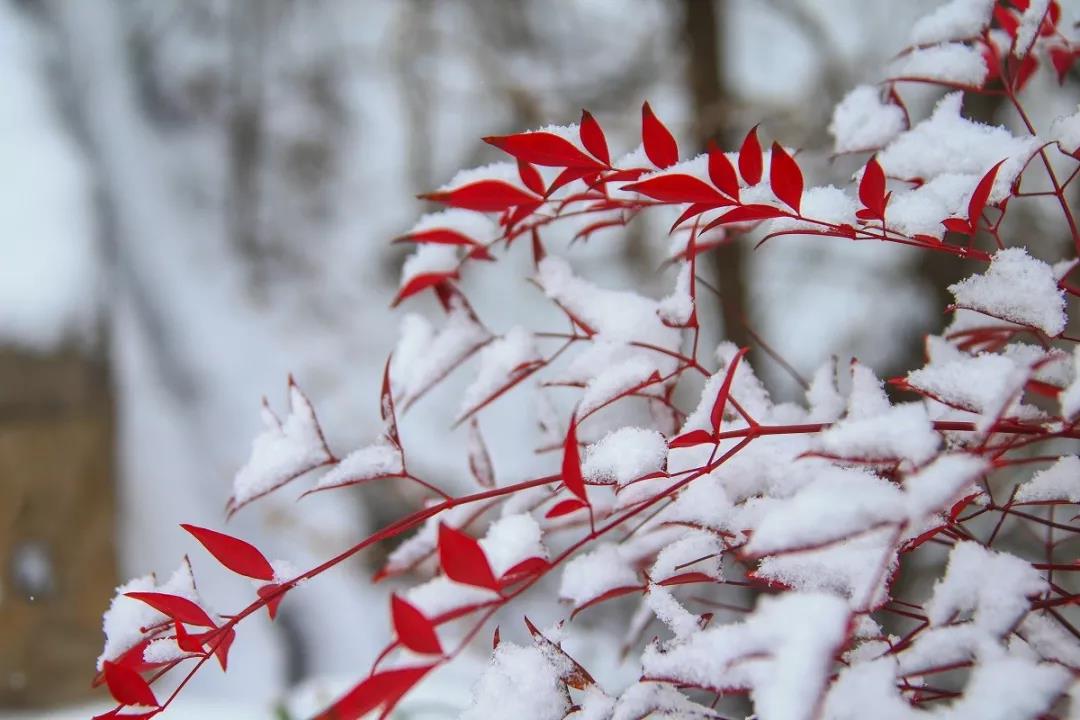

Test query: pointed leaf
[769,142,803,213]
[485,132,602,169]
[523,616,595,689]
[967,160,1005,229]
[642,102,678,169]
[124,592,216,628]
[421,181,541,212]
[315,665,436,720]
[738,126,763,185]
[668,429,716,448]
[437,523,499,590]
[622,174,728,203]
[545,497,588,518]
[579,110,610,165]
[211,626,236,671]
[181,524,274,581]
[858,156,886,219]
[103,660,158,708]
[391,594,443,655]
[173,621,204,654]
[710,347,749,434]
[466,418,495,488]
[707,141,740,200]
[381,356,400,448]
[517,159,546,196]
[392,271,458,307]
[257,583,287,620]
[561,418,589,504]
[700,204,784,234]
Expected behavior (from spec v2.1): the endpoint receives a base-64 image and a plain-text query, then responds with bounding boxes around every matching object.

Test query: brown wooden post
[0,347,117,707]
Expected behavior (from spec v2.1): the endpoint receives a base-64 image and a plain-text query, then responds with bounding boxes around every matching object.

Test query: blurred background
[0,0,1076,717]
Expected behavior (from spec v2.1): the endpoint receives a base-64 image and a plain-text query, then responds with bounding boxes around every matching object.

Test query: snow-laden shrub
[94,2,1080,718]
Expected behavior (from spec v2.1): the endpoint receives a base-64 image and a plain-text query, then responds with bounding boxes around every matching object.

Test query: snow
[459,326,541,415]
[886,173,978,238]
[889,43,989,86]
[611,682,720,720]
[1061,346,1080,419]
[906,352,1031,423]
[823,657,913,720]
[829,85,907,154]
[314,441,402,490]
[909,0,995,45]
[936,655,1071,720]
[582,427,667,486]
[876,93,1041,205]
[405,576,499,619]
[1015,455,1080,503]
[767,185,858,233]
[401,243,459,286]
[232,385,333,507]
[661,473,735,531]
[408,208,498,243]
[0,2,99,350]
[744,466,903,557]
[926,541,1045,634]
[1050,105,1080,154]
[657,261,694,326]
[649,530,723,582]
[846,362,890,420]
[440,161,526,192]
[818,402,940,463]
[98,561,204,670]
[391,299,491,404]
[578,357,657,416]
[559,544,639,608]
[642,592,851,720]
[1014,0,1052,57]
[477,513,547,577]
[903,453,987,528]
[646,583,700,640]
[460,642,569,720]
[948,248,1066,336]
[806,360,845,422]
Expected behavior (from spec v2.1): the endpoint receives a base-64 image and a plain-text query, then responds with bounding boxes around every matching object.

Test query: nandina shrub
[94,2,1080,718]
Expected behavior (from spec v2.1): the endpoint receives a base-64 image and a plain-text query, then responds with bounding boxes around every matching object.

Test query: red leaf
[523,616,595,690]
[466,418,495,488]
[492,625,501,650]
[858,156,886,219]
[391,594,443,655]
[738,126,763,185]
[500,557,550,586]
[103,660,158,708]
[1015,53,1039,91]
[710,347,749,434]
[994,4,1020,37]
[942,218,973,235]
[257,583,287,620]
[211,626,236,671]
[561,418,589,504]
[181,524,274,581]
[485,132,602,169]
[769,142,803,213]
[315,665,435,720]
[641,102,679,169]
[173,621,204,654]
[124,592,216,628]
[396,228,478,248]
[437,523,499,591]
[421,180,540,212]
[579,110,610,165]
[700,204,784,234]
[669,202,729,234]
[570,585,643,619]
[392,271,458,307]
[1049,45,1077,84]
[622,174,728,203]
[707,141,740,200]
[548,167,596,195]
[968,160,1005,229]
[517,160,546,196]
[545,497,588,518]
[381,356,400,448]
[668,429,715,448]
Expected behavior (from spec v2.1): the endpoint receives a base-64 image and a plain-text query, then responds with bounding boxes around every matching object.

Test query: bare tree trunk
[680,0,753,353]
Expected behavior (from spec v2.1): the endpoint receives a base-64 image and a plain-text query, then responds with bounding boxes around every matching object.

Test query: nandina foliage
[95,3,1080,719]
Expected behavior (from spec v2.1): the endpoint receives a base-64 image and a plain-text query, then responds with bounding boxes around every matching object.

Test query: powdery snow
[948,248,1066,336]
[578,357,657,416]
[582,427,667,486]
[477,513,547,577]
[400,243,459,287]
[1015,455,1080,503]
[459,642,569,720]
[314,441,403,490]
[818,402,940,464]
[407,208,497,243]
[909,0,995,45]
[1050,105,1080,155]
[646,583,700,640]
[391,300,491,405]
[559,543,639,608]
[889,43,989,86]
[829,85,907,154]
[232,385,333,506]
[459,326,541,416]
